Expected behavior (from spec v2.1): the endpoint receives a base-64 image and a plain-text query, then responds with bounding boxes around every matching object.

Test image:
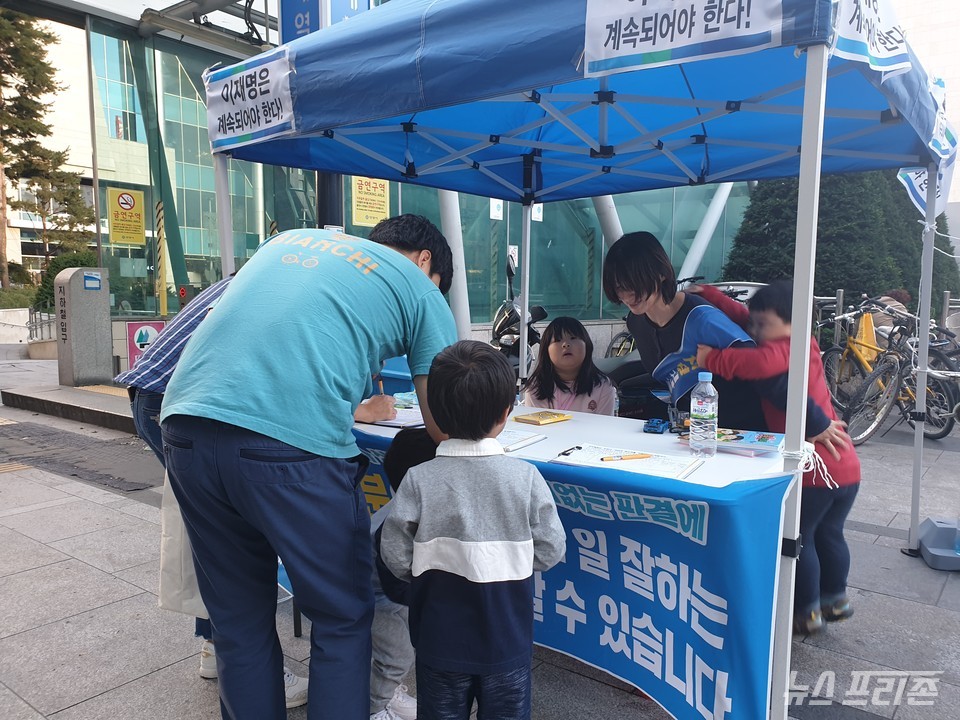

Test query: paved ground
[1,348,958,719]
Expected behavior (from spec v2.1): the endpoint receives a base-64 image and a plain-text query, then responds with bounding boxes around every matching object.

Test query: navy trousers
[130,388,165,463]
[795,482,860,614]
[416,660,532,720]
[162,415,373,720]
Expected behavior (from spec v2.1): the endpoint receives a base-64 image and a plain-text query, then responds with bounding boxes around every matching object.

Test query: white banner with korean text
[897,157,955,219]
[584,0,784,77]
[205,49,295,152]
[833,0,911,79]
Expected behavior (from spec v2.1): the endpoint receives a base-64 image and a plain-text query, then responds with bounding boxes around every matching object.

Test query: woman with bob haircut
[601,231,767,431]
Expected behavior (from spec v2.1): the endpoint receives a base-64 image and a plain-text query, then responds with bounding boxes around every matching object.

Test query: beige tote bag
[158,471,209,619]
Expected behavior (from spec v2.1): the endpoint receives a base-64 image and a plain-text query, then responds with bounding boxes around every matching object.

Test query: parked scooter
[595,350,672,421]
[490,255,547,379]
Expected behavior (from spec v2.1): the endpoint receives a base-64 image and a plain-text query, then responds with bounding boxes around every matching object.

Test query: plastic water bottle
[690,372,718,458]
[614,392,621,418]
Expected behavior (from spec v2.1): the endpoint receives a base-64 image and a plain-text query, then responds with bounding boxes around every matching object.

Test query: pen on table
[601,453,652,462]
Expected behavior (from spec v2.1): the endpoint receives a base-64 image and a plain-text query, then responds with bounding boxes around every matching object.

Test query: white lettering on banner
[551,482,710,544]
[584,0,784,77]
[204,50,295,151]
[897,157,955,218]
[535,531,734,717]
[833,0,910,77]
[598,597,733,719]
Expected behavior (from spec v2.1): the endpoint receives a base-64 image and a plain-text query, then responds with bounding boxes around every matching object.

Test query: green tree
[0,9,61,289]
[10,143,95,264]
[33,250,97,310]
[6,261,33,285]
[723,170,960,316]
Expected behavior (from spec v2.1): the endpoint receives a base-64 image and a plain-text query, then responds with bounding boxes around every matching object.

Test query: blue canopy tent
[204,1,954,717]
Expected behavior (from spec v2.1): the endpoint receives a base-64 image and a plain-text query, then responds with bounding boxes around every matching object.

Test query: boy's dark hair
[527,316,605,401]
[748,279,793,323]
[428,340,516,440]
[368,214,453,295]
[382,427,438,492]
[602,231,676,306]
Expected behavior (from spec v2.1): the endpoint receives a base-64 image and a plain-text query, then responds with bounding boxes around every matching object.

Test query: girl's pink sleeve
[594,378,617,416]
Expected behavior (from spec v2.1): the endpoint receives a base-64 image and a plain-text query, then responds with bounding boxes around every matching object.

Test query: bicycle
[842,322,959,444]
[819,297,913,415]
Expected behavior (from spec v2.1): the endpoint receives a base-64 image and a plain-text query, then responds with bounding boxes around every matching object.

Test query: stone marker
[55,267,113,386]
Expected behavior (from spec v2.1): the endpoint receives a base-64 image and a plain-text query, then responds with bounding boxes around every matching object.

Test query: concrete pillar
[55,267,113,386]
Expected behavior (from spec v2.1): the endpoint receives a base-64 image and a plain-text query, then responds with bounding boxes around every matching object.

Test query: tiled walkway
[1,354,958,719]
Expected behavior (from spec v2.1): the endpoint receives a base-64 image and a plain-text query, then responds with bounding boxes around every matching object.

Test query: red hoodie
[698,286,860,488]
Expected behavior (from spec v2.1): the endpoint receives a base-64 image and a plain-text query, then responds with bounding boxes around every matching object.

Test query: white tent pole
[909,162,938,550]
[214,153,236,277]
[592,195,623,249]
[677,182,734,280]
[771,42,829,720]
[519,203,533,381]
[438,189,472,340]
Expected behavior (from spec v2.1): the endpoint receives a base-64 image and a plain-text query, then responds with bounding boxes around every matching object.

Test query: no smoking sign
[117,192,136,210]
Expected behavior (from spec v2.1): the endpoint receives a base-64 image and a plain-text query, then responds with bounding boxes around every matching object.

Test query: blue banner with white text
[354,428,794,720]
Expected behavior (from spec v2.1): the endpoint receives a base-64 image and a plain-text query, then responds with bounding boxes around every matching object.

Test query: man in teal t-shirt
[160,215,457,720]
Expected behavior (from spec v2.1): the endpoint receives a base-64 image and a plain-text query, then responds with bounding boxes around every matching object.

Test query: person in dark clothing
[601,231,767,430]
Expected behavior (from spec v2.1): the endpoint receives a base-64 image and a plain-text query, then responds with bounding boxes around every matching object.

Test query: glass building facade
[12,12,747,323]
[83,17,317,314]
[343,181,749,323]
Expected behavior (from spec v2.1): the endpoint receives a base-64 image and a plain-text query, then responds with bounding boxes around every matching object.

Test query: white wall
[0,309,29,343]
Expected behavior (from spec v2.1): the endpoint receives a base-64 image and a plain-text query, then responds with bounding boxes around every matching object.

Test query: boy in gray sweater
[381,340,566,720]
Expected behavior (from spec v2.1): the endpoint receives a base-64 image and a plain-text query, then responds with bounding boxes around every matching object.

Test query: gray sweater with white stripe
[381,449,565,674]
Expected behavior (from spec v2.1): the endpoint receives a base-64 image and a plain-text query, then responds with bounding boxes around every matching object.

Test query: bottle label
[691,398,716,420]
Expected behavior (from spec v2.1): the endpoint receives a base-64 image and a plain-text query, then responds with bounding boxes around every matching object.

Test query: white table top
[355,408,787,489]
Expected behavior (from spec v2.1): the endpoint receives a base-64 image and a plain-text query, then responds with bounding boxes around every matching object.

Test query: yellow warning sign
[351,176,390,228]
[107,188,146,245]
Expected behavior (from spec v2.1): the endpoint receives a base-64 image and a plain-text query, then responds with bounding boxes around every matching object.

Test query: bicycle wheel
[843,358,900,446]
[900,348,958,440]
[605,331,635,358]
[821,346,867,414]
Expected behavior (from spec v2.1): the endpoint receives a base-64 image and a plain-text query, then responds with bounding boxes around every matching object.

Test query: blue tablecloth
[354,426,794,720]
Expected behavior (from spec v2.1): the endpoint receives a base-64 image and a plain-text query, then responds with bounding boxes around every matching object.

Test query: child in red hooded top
[694,281,861,638]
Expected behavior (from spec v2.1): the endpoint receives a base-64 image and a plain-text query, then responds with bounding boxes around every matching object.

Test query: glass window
[163,94,181,122]
[183,164,200,191]
[166,123,182,156]
[185,189,201,227]
[182,98,199,127]
[183,125,199,161]
[201,166,215,192]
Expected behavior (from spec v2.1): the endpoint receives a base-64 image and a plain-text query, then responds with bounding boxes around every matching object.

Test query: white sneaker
[284,667,309,709]
[387,684,417,720]
[370,709,401,720]
[199,640,217,679]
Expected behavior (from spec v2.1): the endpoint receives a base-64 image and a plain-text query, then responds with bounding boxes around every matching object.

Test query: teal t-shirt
[161,229,457,457]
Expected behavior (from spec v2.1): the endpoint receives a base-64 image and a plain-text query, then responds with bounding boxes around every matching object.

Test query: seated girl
[523,316,616,415]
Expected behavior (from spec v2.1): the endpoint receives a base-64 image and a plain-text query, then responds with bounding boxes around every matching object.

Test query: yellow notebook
[514,410,573,426]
